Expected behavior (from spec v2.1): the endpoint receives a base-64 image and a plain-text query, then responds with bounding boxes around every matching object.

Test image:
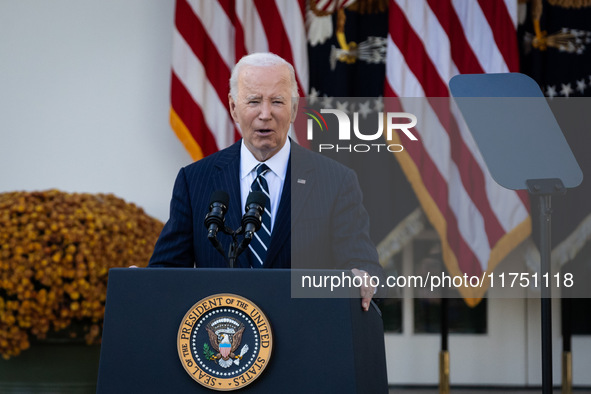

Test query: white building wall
[0,0,189,222]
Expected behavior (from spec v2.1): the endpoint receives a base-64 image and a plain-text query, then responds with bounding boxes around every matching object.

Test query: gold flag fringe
[547,0,591,8]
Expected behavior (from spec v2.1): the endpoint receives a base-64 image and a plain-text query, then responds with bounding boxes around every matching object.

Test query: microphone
[242,191,266,239]
[204,190,229,239]
[232,191,266,264]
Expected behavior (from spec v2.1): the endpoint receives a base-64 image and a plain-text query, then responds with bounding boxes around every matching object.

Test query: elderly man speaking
[149,52,383,311]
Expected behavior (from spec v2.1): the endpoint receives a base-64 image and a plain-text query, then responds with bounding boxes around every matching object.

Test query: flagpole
[561,298,573,394]
[439,296,450,394]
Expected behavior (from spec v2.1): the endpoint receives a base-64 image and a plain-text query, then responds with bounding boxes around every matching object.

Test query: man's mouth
[256,129,273,134]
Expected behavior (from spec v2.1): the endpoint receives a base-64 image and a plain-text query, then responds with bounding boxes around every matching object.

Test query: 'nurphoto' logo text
[305,109,418,153]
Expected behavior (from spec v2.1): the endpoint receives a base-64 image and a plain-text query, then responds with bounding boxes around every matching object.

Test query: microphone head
[245,191,266,211]
[210,190,229,208]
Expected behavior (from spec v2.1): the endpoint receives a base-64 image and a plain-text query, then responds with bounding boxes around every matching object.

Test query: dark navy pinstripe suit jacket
[149,140,382,278]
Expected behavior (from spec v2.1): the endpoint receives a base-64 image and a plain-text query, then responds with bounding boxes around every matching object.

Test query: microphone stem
[208,235,228,262]
[228,237,240,268]
[234,236,252,259]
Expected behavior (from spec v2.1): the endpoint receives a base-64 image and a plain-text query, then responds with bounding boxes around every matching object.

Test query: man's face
[229,64,296,162]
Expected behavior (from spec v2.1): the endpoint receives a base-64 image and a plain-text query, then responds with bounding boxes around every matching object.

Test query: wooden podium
[97,268,388,393]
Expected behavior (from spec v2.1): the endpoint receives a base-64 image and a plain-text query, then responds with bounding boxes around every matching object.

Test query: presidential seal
[177,294,272,391]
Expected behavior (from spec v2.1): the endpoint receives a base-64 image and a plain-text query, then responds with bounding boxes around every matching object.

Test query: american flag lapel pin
[297,179,306,184]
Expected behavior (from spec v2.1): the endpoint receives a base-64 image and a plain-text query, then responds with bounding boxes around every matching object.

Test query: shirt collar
[240,139,291,181]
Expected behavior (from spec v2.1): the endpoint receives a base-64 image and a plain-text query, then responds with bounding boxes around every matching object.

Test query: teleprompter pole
[539,194,553,394]
[527,179,566,394]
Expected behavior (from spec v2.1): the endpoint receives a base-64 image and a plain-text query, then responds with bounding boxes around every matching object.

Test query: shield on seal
[219,335,231,359]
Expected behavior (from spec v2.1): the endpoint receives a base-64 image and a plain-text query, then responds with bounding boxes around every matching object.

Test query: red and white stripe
[312,0,357,13]
[170,0,308,161]
[385,0,530,302]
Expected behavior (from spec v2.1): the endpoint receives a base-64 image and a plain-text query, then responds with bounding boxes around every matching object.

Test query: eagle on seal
[206,323,246,368]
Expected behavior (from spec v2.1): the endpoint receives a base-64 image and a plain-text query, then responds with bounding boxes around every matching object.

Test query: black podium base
[97,268,388,393]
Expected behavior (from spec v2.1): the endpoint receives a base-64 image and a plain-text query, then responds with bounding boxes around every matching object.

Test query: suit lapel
[264,143,315,267]
[290,143,315,222]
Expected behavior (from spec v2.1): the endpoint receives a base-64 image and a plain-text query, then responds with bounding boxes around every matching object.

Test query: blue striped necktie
[248,163,271,268]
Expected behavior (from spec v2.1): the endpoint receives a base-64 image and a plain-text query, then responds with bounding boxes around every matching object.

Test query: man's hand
[351,268,375,312]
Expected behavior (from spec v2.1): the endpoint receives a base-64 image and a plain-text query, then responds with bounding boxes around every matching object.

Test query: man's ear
[228,93,238,122]
[290,98,299,123]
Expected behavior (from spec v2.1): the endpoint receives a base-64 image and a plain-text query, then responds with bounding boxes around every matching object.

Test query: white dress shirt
[239,139,290,232]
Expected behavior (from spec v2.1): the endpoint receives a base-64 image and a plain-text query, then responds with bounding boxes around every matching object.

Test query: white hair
[229,52,299,100]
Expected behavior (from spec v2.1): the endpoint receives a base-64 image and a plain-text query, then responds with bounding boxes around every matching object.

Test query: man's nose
[258,101,272,120]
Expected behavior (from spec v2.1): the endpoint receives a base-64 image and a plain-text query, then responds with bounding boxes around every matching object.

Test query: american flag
[384,0,531,304]
[170,0,308,161]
